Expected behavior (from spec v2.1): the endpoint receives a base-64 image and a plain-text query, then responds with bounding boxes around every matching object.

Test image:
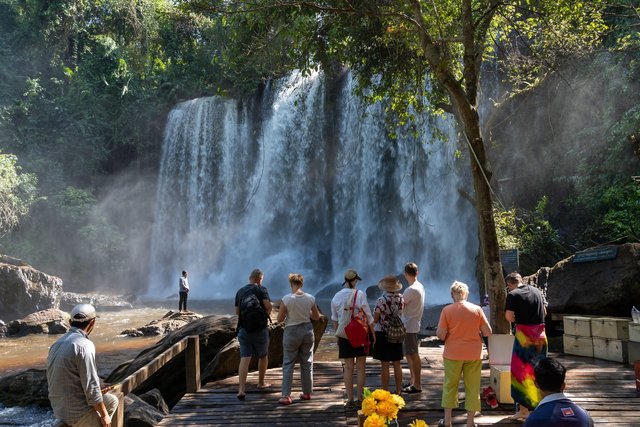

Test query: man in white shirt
[401,262,425,393]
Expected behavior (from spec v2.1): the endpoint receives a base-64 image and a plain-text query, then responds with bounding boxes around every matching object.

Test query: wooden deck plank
[158,346,640,427]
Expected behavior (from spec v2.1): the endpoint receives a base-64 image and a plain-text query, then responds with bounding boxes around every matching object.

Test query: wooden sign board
[572,247,618,264]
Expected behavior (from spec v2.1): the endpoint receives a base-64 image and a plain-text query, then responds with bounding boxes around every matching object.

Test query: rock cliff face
[525,243,640,316]
[0,256,63,320]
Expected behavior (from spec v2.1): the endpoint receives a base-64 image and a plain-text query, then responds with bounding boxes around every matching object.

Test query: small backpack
[384,297,406,344]
[240,288,268,333]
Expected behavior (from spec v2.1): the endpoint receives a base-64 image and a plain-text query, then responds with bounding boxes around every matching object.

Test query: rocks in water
[525,243,640,316]
[60,292,134,311]
[120,310,203,337]
[0,256,63,321]
[6,308,70,336]
[0,369,49,407]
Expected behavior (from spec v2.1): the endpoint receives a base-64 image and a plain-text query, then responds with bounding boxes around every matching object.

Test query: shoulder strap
[350,290,358,320]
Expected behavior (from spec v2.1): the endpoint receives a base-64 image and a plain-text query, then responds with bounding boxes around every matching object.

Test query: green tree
[189,0,609,332]
[0,154,38,237]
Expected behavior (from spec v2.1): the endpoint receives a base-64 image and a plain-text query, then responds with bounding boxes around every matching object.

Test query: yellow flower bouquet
[360,388,406,427]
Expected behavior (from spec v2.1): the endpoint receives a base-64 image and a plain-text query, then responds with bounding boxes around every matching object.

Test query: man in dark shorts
[235,268,272,400]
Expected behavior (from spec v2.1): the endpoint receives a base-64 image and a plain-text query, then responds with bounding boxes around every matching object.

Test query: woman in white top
[276,273,320,405]
[330,269,374,407]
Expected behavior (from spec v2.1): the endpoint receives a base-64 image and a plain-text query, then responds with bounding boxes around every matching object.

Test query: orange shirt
[438,300,487,360]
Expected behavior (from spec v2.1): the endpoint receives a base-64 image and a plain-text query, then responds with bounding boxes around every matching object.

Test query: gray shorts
[403,333,419,355]
[238,327,269,358]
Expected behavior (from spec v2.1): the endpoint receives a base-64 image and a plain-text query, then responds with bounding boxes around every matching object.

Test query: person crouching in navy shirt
[524,357,594,427]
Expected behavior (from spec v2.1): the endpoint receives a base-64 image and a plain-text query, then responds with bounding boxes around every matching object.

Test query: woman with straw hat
[372,275,405,394]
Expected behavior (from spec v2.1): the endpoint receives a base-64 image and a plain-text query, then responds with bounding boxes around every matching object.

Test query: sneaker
[278,396,292,405]
[299,393,311,400]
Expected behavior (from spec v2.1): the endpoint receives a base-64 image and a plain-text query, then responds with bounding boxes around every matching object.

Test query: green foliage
[565,103,640,245]
[494,197,569,274]
[0,153,38,236]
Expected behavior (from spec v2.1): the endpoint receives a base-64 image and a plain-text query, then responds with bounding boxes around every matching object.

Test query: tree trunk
[456,105,510,334]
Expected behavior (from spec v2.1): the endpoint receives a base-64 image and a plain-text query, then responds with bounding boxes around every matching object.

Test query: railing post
[112,391,125,427]
[185,335,200,393]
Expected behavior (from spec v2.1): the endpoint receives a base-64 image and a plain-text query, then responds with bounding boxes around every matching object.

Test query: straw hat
[378,275,402,292]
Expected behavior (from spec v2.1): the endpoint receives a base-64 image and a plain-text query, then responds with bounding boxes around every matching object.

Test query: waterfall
[147,70,479,303]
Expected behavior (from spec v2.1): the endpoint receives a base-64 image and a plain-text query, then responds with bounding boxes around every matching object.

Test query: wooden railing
[109,335,200,427]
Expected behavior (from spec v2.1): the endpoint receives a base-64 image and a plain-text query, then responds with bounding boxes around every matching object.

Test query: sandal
[278,396,292,405]
[299,393,311,400]
[236,393,245,401]
[437,420,452,427]
[403,385,423,394]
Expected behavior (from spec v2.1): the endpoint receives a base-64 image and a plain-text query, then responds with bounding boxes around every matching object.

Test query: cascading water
[147,70,479,302]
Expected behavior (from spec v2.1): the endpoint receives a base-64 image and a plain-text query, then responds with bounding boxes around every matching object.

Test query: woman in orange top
[436,281,492,427]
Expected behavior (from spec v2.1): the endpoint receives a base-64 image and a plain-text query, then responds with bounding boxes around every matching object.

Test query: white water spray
[147,71,478,302]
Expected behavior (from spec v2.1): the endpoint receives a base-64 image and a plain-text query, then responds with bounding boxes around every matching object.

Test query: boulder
[524,243,640,316]
[120,311,203,337]
[202,315,328,382]
[0,320,6,338]
[106,315,239,407]
[0,369,49,408]
[6,308,69,336]
[0,256,63,320]
[124,393,165,427]
[60,292,134,311]
[138,389,169,415]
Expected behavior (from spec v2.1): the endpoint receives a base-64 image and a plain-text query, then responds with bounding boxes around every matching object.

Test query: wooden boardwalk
[158,346,640,426]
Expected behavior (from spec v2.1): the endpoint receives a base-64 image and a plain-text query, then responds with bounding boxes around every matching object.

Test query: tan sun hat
[378,275,402,292]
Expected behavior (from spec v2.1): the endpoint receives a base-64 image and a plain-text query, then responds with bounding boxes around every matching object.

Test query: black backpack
[240,288,268,333]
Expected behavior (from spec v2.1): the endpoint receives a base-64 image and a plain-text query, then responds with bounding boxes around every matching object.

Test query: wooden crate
[593,337,628,363]
[490,364,514,404]
[563,334,594,358]
[629,322,640,343]
[563,316,593,337]
[591,317,630,340]
[628,341,640,365]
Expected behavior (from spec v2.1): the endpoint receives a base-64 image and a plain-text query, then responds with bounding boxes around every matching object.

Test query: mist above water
[147,71,479,303]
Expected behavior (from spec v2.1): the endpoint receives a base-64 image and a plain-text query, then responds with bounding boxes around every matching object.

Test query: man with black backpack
[234,268,272,400]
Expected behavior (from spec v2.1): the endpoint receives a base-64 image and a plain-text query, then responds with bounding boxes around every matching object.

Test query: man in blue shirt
[525,357,594,426]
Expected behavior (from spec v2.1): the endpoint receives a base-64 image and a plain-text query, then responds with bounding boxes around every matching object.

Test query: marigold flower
[391,393,405,409]
[361,396,377,416]
[371,388,392,402]
[376,399,399,420]
[363,413,387,427]
[408,420,429,427]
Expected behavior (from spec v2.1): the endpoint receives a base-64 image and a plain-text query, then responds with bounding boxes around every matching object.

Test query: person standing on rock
[235,268,272,400]
[47,303,118,427]
[505,272,548,421]
[401,262,425,394]
[179,270,189,313]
